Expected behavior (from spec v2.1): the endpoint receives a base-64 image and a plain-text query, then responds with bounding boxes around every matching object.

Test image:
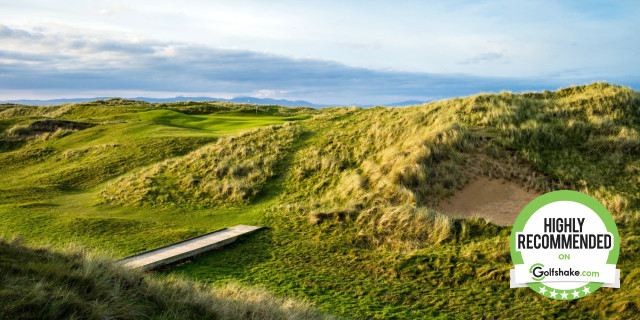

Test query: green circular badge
[510,190,620,300]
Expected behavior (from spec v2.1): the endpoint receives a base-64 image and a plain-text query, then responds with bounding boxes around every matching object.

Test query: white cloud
[0,1,638,102]
[1,23,618,104]
[0,1,638,78]
[458,52,505,65]
[252,90,289,99]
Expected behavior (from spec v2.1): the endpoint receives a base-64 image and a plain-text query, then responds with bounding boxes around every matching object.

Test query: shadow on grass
[0,139,27,153]
[15,202,60,208]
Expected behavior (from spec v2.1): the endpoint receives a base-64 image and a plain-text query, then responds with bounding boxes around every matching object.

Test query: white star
[549,290,557,298]
[539,286,547,295]
[561,291,569,299]
[582,286,591,295]
[572,290,580,298]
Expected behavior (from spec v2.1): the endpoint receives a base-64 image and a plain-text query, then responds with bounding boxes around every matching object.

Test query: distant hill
[0,96,433,108]
[381,100,431,107]
[0,96,321,107]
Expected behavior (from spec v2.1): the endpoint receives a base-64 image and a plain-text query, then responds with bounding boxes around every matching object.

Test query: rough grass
[0,237,335,320]
[6,119,96,136]
[101,123,304,206]
[0,104,304,196]
[274,83,639,253]
[0,136,216,194]
[1,83,639,319]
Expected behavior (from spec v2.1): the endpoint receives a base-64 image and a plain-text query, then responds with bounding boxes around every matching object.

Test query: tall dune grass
[0,237,335,319]
[283,83,640,251]
[102,123,303,206]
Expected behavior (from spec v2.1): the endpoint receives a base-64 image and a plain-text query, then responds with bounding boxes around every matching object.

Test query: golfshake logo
[510,191,620,300]
[530,264,601,280]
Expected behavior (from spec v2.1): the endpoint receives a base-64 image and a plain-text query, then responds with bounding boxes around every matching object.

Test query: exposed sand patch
[439,177,540,226]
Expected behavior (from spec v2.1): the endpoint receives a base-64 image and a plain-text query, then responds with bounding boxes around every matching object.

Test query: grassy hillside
[102,123,304,206]
[1,83,639,319]
[0,237,334,319]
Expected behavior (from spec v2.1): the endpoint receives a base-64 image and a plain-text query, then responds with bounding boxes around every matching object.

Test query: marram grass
[0,237,335,320]
[0,83,639,319]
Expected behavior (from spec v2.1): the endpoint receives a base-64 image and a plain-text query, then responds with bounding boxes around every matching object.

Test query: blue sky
[0,0,638,104]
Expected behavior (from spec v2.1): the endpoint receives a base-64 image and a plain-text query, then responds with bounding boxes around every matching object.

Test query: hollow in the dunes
[439,177,540,226]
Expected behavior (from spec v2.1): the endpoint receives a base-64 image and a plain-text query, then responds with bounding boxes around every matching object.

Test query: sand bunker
[439,177,540,226]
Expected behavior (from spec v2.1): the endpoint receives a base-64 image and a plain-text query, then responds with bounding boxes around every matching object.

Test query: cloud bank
[0,25,637,105]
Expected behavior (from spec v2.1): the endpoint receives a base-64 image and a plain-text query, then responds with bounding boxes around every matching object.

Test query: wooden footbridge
[119,225,262,271]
